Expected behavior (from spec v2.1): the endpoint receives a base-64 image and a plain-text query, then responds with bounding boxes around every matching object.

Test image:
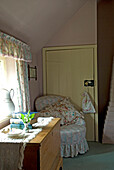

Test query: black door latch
[84,80,94,87]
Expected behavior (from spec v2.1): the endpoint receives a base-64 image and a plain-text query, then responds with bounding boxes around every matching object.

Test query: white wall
[47,0,97,46]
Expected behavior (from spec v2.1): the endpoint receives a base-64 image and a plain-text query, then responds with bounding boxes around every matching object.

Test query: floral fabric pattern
[82,91,96,113]
[0,31,32,112]
[35,95,89,157]
[35,95,64,111]
[16,60,30,112]
[60,124,89,157]
[38,97,84,126]
[0,31,32,62]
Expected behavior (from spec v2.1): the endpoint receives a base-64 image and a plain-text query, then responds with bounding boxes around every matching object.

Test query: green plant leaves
[30,113,35,119]
[21,113,25,123]
[21,111,35,123]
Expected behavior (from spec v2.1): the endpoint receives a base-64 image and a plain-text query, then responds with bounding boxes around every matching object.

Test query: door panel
[43,45,98,141]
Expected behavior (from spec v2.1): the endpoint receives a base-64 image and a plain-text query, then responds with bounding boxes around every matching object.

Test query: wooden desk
[23,118,63,170]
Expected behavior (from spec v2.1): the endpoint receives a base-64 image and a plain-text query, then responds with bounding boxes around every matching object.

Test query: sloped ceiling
[0,0,88,54]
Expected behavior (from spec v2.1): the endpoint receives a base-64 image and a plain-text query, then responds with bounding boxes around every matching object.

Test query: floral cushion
[35,95,64,111]
[38,97,84,126]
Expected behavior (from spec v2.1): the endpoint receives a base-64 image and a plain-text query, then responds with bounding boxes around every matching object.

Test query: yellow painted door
[43,46,98,141]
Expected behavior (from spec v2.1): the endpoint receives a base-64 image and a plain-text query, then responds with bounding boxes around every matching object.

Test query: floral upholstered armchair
[34,95,89,157]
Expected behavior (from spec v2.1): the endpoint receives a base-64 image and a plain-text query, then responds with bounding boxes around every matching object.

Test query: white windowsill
[0,116,11,129]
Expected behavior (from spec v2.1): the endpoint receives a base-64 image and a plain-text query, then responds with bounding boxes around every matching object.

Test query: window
[0,31,31,126]
[0,57,6,121]
[0,57,6,88]
[0,57,17,121]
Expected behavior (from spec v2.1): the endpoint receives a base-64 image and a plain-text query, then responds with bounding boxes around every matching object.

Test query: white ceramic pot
[0,88,15,117]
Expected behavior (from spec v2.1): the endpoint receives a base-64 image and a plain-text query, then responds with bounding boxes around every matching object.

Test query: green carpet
[63,142,114,170]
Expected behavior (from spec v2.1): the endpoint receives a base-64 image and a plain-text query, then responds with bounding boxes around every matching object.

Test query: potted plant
[21,110,35,132]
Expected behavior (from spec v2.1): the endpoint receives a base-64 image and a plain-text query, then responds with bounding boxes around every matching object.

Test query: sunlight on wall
[0,57,6,88]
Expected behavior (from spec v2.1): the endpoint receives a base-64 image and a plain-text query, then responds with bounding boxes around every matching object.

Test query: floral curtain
[0,31,32,62]
[0,31,32,112]
[16,60,30,112]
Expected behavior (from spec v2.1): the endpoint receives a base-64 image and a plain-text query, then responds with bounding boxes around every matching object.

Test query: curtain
[16,60,30,111]
[0,32,32,62]
[0,31,32,112]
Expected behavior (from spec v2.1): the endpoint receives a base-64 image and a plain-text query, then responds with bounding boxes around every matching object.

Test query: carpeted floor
[63,142,114,170]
